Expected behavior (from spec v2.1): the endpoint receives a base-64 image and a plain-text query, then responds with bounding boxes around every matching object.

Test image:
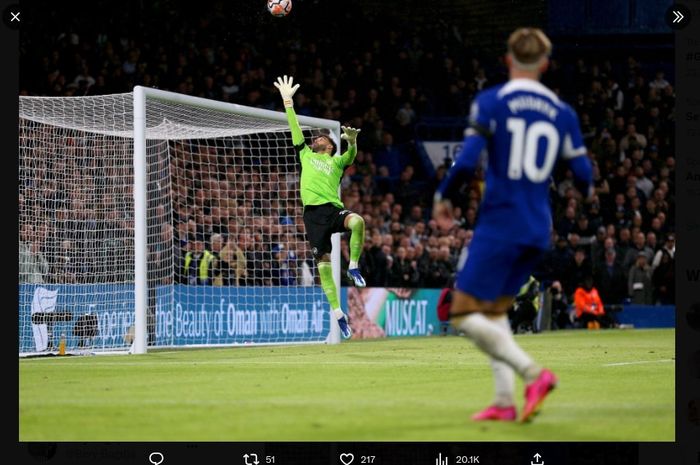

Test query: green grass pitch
[20,328,674,441]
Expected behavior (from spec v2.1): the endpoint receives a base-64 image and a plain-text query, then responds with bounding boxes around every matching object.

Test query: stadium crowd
[19,2,674,314]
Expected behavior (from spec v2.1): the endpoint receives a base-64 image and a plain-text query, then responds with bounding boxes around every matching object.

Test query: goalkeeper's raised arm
[339,125,359,166]
[274,75,305,146]
[274,75,360,163]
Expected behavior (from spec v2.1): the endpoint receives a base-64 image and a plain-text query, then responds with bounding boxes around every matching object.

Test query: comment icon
[149,452,165,465]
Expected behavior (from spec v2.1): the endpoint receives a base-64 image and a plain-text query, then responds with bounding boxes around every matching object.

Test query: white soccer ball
[267,0,292,17]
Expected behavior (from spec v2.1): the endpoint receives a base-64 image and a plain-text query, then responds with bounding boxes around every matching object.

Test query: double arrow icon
[672,9,685,23]
[244,453,260,465]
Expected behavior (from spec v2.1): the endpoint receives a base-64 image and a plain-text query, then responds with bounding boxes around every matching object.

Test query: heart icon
[340,453,354,465]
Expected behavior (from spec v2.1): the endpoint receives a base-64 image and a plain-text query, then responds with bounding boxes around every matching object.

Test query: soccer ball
[267,0,292,17]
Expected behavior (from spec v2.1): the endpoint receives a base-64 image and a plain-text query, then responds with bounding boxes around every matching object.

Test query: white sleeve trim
[562,134,587,159]
[563,147,587,159]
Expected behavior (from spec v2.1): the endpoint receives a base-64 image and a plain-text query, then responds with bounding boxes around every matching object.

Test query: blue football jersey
[463,78,591,249]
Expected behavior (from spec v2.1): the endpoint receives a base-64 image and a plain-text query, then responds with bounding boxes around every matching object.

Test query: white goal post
[19,86,342,356]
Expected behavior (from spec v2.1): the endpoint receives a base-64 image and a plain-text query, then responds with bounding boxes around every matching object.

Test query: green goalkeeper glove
[341,126,360,145]
[273,75,300,108]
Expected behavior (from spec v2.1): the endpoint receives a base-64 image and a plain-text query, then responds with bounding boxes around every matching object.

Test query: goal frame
[129,86,342,353]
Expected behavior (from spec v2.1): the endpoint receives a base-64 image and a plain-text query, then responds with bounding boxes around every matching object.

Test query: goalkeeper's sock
[332,308,345,320]
[455,313,540,383]
[318,261,340,310]
[347,214,365,268]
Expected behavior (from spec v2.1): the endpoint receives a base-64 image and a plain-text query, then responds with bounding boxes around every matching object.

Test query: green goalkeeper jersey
[285,108,356,209]
[298,145,355,208]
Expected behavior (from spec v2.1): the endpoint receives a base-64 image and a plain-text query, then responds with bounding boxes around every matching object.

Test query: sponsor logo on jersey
[310,157,333,175]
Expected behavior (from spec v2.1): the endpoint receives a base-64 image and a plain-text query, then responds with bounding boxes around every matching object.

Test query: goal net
[19,88,341,356]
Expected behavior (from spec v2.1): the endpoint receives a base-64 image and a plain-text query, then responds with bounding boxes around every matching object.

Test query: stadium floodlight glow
[19,87,342,356]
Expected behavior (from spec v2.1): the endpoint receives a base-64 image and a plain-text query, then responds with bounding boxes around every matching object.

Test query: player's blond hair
[507,28,552,71]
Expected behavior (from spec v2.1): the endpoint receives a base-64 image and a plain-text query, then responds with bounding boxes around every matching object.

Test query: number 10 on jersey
[506,117,559,182]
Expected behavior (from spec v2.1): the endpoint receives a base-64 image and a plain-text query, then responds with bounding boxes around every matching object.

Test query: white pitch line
[602,359,674,367]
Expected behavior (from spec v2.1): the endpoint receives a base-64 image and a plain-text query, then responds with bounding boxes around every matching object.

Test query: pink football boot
[521,368,558,422]
[471,405,517,421]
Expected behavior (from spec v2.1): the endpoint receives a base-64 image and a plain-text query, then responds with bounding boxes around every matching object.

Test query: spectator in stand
[271,244,296,286]
[572,214,595,246]
[646,231,658,252]
[605,192,626,228]
[556,206,577,238]
[586,200,604,232]
[590,226,608,264]
[374,166,394,196]
[609,115,627,142]
[207,233,226,286]
[54,239,79,284]
[364,232,388,286]
[414,242,431,287]
[634,166,655,200]
[395,166,421,209]
[405,205,424,227]
[389,246,419,287]
[617,227,633,262]
[652,244,674,305]
[649,71,670,91]
[219,235,247,285]
[592,163,610,199]
[425,245,453,288]
[373,132,403,178]
[556,170,576,199]
[652,233,675,270]
[628,251,653,304]
[594,247,628,305]
[619,123,648,154]
[622,231,654,272]
[19,224,49,284]
[649,216,665,238]
[542,235,574,282]
[564,247,591,299]
[297,242,316,286]
[152,223,177,286]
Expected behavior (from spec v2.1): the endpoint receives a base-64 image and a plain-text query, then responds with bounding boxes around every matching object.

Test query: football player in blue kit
[433,28,594,422]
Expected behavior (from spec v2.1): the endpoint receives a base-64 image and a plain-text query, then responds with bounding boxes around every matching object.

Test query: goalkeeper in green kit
[274,75,366,339]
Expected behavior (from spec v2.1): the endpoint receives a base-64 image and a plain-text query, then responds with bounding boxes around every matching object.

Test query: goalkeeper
[274,75,366,339]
